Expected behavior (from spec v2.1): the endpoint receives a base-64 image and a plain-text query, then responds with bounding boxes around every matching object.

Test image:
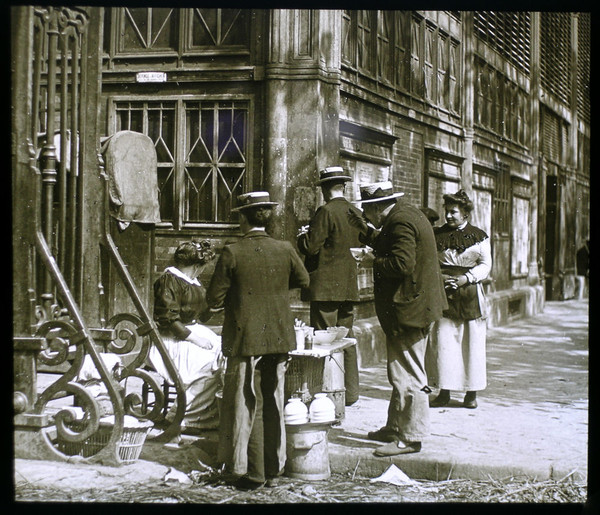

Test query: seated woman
[149,240,224,436]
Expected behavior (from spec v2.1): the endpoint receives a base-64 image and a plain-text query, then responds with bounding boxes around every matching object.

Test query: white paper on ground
[370,464,416,486]
[163,467,192,484]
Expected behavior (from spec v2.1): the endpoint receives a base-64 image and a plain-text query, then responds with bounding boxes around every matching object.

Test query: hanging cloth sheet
[101,130,161,230]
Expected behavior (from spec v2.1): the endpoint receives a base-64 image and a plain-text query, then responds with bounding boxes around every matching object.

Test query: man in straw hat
[348,181,447,456]
[297,166,364,405]
[207,191,310,489]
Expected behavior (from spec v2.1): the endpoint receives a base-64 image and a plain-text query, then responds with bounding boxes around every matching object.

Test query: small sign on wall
[136,72,167,83]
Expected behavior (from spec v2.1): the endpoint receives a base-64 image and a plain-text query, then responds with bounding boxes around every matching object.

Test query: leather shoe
[367,427,399,443]
[265,477,281,488]
[373,440,422,457]
[463,398,478,409]
[230,476,265,490]
[429,393,450,407]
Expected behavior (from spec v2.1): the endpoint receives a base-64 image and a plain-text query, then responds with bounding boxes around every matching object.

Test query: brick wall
[392,125,424,204]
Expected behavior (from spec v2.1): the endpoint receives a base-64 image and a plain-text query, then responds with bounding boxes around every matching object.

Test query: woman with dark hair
[426,190,492,409]
[150,240,224,435]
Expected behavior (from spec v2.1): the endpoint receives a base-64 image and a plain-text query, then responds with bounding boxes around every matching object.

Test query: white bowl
[313,330,337,345]
[327,326,349,340]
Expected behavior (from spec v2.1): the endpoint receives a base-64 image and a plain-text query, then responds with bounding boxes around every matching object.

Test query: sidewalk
[329,298,589,482]
[14,299,589,489]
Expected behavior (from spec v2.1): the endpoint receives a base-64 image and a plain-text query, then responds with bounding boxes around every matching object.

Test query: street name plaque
[136,72,167,83]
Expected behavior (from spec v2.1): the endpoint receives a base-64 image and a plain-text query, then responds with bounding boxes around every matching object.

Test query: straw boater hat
[316,166,352,185]
[231,191,279,211]
[355,181,404,204]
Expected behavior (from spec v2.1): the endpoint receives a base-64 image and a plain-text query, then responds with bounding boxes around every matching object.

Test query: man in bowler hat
[297,166,364,405]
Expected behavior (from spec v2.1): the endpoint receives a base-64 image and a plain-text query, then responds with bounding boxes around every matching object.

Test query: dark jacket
[371,199,448,336]
[206,230,310,357]
[153,270,212,340]
[297,197,363,302]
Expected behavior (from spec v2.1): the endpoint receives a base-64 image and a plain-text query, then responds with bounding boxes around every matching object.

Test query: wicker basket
[285,355,325,400]
[57,415,152,464]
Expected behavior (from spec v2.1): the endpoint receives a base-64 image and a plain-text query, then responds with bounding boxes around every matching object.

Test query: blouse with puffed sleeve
[153,268,211,340]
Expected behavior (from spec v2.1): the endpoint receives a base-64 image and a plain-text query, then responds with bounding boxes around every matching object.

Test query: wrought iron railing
[14,5,186,464]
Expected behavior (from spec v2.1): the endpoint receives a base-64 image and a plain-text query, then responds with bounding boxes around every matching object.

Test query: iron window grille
[113,98,251,229]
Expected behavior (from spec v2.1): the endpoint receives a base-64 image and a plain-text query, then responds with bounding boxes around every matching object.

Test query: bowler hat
[231,191,279,211]
[316,166,352,185]
[419,206,440,223]
[355,181,404,204]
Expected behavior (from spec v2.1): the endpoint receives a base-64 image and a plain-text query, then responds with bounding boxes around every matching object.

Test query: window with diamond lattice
[114,99,249,227]
[115,101,176,221]
[107,8,251,57]
[189,8,249,49]
[119,8,178,53]
[184,102,248,223]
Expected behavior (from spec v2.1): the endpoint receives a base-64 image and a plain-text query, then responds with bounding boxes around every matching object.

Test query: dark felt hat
[354,181,404,204]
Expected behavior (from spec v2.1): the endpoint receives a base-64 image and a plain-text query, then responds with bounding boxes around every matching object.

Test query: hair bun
[193,240,215,263]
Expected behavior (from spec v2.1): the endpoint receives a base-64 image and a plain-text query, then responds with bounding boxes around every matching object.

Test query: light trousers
[218,354,288,482]
[384,326,431,442]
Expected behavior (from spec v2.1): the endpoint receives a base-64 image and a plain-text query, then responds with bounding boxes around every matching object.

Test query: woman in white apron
[426,190,492,409]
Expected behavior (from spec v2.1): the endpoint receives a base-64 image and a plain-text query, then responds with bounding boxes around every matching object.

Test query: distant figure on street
[419,206,440,227]
[348,181,447,456]
[576,239,589,299]
[207,191,310,490]
[296,166,364,406]
[426,189,492,409]
[577,239,589,278]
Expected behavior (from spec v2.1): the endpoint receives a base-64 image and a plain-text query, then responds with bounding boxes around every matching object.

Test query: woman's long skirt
[426,316,487,391]
[149,324,223,429]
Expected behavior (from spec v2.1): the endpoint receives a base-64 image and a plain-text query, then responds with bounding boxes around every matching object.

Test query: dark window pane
[191,8,249,48]
[151,8,177,49]
[221,9,248,46]
[122,8,147,50]
[217,167,245,221]
[185,167,212,222]
[158,166,174,222]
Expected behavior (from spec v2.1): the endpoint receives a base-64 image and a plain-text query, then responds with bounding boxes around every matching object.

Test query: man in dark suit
[297,166,364,405]
[350,181,447,456]
[207,191,310,490]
